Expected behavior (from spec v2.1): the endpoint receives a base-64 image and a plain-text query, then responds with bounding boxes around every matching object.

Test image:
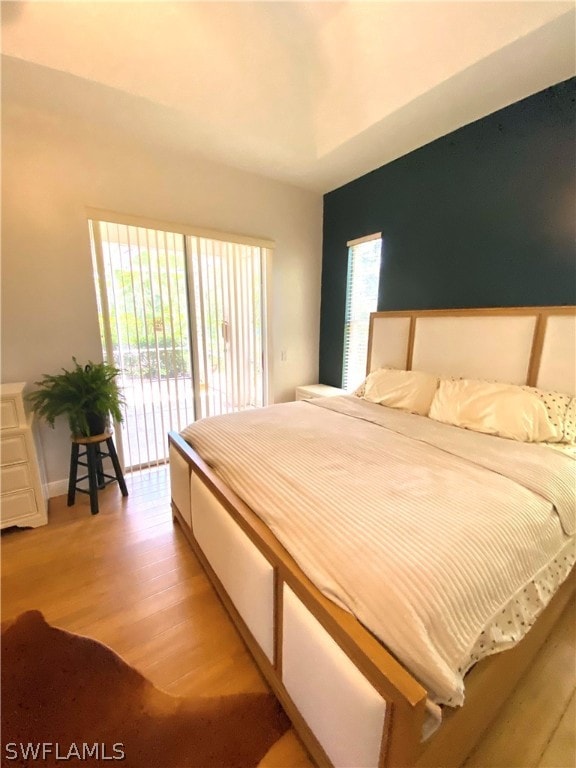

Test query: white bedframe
[168,306,576,768]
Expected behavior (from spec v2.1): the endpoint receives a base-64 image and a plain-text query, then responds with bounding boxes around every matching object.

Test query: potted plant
[27,357,125,437]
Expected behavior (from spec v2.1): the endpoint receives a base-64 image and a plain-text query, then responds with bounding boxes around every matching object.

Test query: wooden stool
[67,431,128,516]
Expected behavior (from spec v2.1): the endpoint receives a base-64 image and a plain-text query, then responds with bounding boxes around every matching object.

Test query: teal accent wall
[320,78,576,387]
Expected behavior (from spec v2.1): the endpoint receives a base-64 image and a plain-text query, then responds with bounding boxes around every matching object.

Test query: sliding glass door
[89,217,269,470]
[188,236,268,420]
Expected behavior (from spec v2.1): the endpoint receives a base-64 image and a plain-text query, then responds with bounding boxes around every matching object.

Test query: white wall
[1,100,322,492]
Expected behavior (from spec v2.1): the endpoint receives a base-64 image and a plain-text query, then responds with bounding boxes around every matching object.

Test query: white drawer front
[1,400,19,430]
[191,472,274,662]
[283,585,387,768]
[169,444,192,527]
[1,463,32,493]
[1,489,37,524]
[1,434,29,466]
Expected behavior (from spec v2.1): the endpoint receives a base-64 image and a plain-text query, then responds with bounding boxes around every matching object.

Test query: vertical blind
[90,216,270,470]
[188,236,269,420]
[342,234,382,391]
[91,220,193,470]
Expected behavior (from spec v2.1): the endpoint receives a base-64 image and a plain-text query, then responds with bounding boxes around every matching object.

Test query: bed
[168,306,576,768]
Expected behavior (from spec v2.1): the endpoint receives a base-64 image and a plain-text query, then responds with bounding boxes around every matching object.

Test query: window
[342,233,382,391]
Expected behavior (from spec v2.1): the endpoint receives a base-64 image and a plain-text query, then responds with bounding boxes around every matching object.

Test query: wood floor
[1,467,574,768]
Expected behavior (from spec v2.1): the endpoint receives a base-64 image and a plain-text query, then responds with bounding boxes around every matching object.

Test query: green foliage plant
[27,358,125,437]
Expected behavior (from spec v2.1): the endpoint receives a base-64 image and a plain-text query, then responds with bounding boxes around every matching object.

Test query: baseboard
[47,479,68,498]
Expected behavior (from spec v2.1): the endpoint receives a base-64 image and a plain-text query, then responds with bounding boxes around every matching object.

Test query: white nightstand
[295,384,346,401]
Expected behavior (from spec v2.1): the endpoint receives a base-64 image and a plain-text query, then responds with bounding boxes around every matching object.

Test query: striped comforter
[181,396,575,707]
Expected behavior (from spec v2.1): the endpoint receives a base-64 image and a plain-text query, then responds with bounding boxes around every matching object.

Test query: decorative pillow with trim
[563,398,576,444]
[520,386,571,443]
[352,381,366,398]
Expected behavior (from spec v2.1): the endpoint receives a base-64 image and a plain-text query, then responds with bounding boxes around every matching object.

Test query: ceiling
[2,1,575,192]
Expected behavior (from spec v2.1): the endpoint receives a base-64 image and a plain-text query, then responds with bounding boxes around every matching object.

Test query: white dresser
[1,382,48,529]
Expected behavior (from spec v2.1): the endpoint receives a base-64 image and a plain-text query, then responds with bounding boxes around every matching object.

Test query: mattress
[181,396,575,712]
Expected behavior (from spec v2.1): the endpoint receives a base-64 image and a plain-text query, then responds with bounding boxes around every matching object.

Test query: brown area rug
[1,610,289,768]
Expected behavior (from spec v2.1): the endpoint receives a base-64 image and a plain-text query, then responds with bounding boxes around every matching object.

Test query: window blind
[90,213,271,469]
[187,236,269,420]
[90,220,193,470]
[342,234,382,391]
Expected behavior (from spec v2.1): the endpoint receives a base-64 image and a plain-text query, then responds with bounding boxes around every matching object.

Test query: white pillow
[363,368,438,416]
[429,379,561,442]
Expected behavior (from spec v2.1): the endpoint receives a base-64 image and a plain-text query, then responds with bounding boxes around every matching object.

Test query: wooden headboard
[367,306,576,396]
